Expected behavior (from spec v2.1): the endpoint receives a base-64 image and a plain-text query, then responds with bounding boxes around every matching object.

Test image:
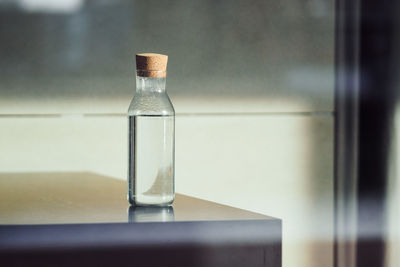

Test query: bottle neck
[136,75,166,93]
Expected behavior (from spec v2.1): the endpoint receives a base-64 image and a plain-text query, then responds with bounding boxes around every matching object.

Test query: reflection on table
[128,206,175,223]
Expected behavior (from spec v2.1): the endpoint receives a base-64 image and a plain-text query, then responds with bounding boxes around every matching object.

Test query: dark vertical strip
[133,116,137,203]
[356,0,398,266]
[127,116,136,204]
[335,0,400,266]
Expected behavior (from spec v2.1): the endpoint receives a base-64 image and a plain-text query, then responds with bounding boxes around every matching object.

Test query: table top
[0,172,281,267]
[0,172,273,225]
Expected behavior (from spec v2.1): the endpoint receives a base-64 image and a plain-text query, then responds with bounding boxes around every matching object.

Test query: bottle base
[128,194,174,207]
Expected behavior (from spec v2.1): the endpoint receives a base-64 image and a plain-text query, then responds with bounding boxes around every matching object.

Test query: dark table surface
[0,172,281,267]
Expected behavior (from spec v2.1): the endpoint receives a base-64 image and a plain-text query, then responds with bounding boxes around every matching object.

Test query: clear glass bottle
[128,53,175,206]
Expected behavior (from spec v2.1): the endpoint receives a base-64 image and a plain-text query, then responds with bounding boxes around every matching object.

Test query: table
[0,172,281,267]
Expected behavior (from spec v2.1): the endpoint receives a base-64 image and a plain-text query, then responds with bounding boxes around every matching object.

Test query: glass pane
[0,1,335,267]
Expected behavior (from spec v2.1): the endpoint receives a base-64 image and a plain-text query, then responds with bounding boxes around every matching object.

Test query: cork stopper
[136,53,168,78]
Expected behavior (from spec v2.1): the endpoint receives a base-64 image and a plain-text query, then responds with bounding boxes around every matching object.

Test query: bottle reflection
[128,206,175,223]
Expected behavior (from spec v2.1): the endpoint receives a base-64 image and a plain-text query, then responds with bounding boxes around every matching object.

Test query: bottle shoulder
[128,92,175,116]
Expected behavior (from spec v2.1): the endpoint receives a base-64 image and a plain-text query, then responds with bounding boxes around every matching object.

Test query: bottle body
[128,75,175,206]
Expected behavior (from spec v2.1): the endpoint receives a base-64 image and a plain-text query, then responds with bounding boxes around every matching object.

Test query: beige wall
[0,112,333,267]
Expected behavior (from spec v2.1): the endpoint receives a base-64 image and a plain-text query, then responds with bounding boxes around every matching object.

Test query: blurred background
[0,0,334,267]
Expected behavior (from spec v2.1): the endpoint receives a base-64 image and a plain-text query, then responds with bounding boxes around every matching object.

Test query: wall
[0,113,333,267]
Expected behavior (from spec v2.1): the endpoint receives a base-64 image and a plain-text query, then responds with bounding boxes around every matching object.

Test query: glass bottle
[128,53,175,206]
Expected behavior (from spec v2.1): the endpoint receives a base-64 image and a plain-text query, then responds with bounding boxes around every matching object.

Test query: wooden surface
[0,172,272,225]
[0,172,281,267]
